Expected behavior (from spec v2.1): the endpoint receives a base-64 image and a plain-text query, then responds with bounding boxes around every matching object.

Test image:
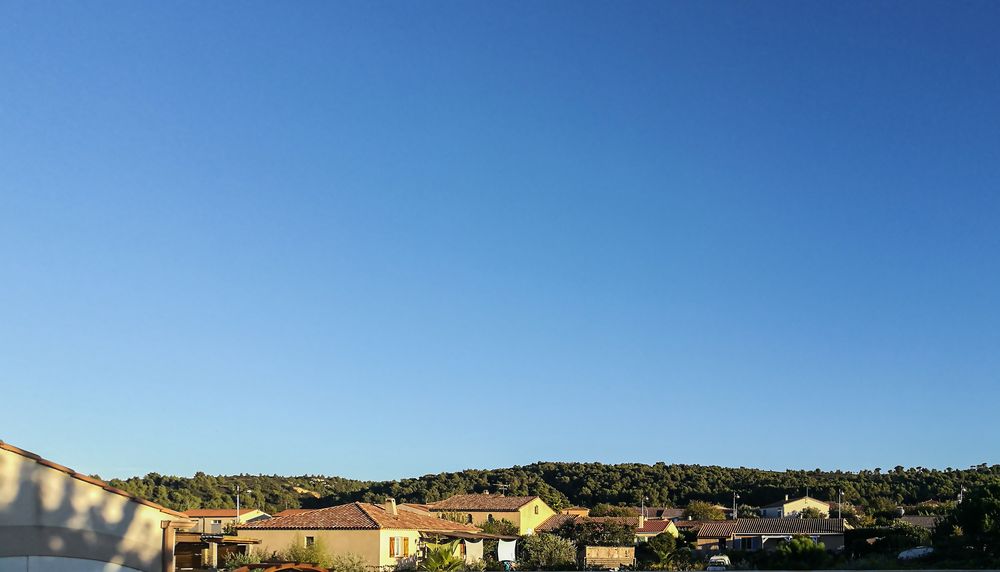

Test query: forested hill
[107,461,1000,516]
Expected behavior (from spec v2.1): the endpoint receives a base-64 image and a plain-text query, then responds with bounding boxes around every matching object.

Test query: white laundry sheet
[464,540,484,562]
[498,539,517,562]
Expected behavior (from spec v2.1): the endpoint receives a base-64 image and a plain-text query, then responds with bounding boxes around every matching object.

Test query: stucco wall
[240,528,383,567]
[517,499,555,534]
[0,447,181,572]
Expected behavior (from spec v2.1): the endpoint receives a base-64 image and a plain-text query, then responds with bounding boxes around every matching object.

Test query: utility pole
[733,492,740,520]
[838,489,843,519]
[236,484,241,525]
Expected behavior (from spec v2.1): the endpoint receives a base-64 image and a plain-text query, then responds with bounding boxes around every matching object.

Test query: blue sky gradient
[2,1,999,480]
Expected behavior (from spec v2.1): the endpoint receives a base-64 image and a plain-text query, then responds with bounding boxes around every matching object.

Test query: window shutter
[389,536,395,557]
[403,537,410,556]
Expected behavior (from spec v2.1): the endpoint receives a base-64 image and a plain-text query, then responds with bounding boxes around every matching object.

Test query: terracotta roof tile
[429,494,538,512]
[0,440,188,520]
[273,509,318,518]
[240,502,481,532]
[698,518,846,538]
[537,514,580,532]
[637,520,676,533]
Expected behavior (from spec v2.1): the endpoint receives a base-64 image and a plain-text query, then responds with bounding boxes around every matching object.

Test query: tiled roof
[587,516,639,526]
[762,496,831,509]
[0,440,189,519]
[537,514,580,532]
[698,518,846,538]
[637,520,676,534]
[429,494,538,512]
[536,514,641,532]
[273,509,317,518]
[240,502,481,532]
[185,508,260,517]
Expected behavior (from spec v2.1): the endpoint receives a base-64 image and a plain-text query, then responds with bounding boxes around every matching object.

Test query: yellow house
[237,499,480,568]
[635,518,680,541]
[760,495,830,518]
[184,508,270,533]
[428,494,555,535]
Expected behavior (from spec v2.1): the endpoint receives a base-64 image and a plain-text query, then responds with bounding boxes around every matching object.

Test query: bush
[768,536,829,570]
[522,533,577,570]
[222,551,261,570]
[330,553,368,572]
[281,535,334,568]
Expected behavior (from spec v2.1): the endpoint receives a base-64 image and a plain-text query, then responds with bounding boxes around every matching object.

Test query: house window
[487,514,494,523]
[467,514,473,524]
[212,520,223,524]
[305,536,315,547]
[389,536,409,557]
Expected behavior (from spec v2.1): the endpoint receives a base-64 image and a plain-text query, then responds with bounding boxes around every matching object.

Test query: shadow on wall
[0,443,176,572]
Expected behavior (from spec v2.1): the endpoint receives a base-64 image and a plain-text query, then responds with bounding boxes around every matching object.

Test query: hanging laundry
[498,539,517,562]
[464,540,484,563]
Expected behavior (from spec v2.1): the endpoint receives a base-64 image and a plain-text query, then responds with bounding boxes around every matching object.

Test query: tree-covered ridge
[107,461,1000,516]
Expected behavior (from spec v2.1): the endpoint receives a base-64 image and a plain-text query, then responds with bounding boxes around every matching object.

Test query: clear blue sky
[2,1,998,481]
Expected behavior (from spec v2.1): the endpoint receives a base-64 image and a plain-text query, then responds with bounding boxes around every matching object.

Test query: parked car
[707,555,731,571]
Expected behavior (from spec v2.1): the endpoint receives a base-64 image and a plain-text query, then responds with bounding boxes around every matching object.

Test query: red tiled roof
[637,520,676,534]
[537,514,580,532]
[273,509,317,518]
[698,518,846,538]
[240,502,481,532]
[536,514,641,532]
[0,440,189,519]
[185,508,260,517]
[429,494,538,512]
[587,516,639,526]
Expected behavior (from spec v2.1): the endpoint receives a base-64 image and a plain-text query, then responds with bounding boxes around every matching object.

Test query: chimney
[638,514,645,529]
[385,498,398,516]
[785,494,789,501]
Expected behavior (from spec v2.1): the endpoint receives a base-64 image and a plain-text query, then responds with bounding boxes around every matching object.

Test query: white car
[707,555,731,571]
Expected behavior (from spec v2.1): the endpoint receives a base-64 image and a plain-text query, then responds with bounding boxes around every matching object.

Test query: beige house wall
[239,528,389,568]
[0,446,187,572]
[782,498,830,517]
[186,510,268,533]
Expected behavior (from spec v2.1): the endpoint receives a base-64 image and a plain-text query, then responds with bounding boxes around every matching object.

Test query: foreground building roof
[240,502,481,532]
[698,518,846,538]
[429,494,539,512]
[0,439,188,519]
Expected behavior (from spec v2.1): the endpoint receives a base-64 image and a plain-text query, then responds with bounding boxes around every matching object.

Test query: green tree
[590,503,634,517]
[941,481,1000,556]
[636,533,676,568]
[522,533,577,569]
[561,520,635,547]
[798,506,825,519]
[683,501,725,521]
[478,518,519,537]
